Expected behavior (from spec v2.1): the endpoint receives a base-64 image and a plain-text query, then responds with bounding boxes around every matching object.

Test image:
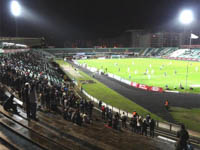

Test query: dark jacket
[176,128,189,150]
[3,95,14,110]
[149,119,155,130]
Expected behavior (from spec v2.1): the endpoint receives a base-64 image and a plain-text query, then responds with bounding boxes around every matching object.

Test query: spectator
[142,119,148,136]
[149,119,155,138]
[88,101,94,118]
[29,83,37,120]
[108,109,113,121]
[130,117,134,132]
[132,115,137,133]
[176,124,189,150]
[121,112,127,128]
[137,116,142,134]
[3,94,18,114]
[132,111,137,117]
[76,109,82,126]
[105,106,109,120]
[165,100,169,110]
[101,105,106,120]
[146,114,151,126]
[80,99,84,113]
[113,113,120,130]
[24,83,31,119]
[98,100,102,108]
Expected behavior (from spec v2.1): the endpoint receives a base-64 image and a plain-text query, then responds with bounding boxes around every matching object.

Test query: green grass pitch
[78,58,200,93]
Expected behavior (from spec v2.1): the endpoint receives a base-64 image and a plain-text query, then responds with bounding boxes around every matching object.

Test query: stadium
[1,0,200,150]
[1,40,200,149]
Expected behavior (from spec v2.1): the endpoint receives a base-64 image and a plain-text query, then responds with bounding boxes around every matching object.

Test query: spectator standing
[130,117,134,132]
[132,111,137,117]
[98,100,102,108]
[105,106,109,120]
[165,100,169,110]
[121,112,127,128]
[84,99,88,113]
[24,83,31,119]
[80,99,84,113]
[142,119,148,136]
[137,116,142,134]
[88,101,93,118]
[76,109,82,126]
[108,109,113,121]
[133,116,137,133]
[146,114,151,125]
[29,83,37,120]
[149,119,155,138]
[21,86,26,110]
[113,113,120,130]
[176,124,189,150]
[101,105,106,120]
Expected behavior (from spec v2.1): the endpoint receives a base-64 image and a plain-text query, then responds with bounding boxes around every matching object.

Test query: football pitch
[78,58,200,93]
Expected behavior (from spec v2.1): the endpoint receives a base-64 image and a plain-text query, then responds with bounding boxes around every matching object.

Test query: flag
[191,33,199,39]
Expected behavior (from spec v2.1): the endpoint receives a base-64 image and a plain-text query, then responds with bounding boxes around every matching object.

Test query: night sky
[0,0,200,46]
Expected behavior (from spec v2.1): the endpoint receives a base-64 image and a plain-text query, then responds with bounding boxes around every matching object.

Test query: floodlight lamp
[179,10,193,25]
[11,1,21,17]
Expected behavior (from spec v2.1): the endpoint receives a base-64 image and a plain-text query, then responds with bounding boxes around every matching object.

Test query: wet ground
[0,123,44,150]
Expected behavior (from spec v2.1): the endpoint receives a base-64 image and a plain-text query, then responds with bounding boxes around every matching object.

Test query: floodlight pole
[185,31,192,91]
[185,61,189,91]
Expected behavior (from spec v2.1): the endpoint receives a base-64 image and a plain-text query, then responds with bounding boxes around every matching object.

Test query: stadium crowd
[0,51,97,127]
[100,101,155,137]
[0,51,191,150]
[0,51,156,134]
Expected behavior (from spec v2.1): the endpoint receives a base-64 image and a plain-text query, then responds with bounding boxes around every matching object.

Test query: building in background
[141,32,180,48]
[64,30,199,48]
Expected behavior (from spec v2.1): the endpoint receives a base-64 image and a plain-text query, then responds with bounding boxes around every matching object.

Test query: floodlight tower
[10,0,21,37]
[179,9,194,91]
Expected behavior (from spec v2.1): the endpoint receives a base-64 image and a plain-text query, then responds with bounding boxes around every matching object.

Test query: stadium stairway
[0,105,103,150]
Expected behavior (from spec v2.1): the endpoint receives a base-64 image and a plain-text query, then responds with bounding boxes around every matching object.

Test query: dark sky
[0,0,200,46]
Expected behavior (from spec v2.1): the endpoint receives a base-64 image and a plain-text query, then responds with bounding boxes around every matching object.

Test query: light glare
[179,10,193,25]
[11,1,21,17]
